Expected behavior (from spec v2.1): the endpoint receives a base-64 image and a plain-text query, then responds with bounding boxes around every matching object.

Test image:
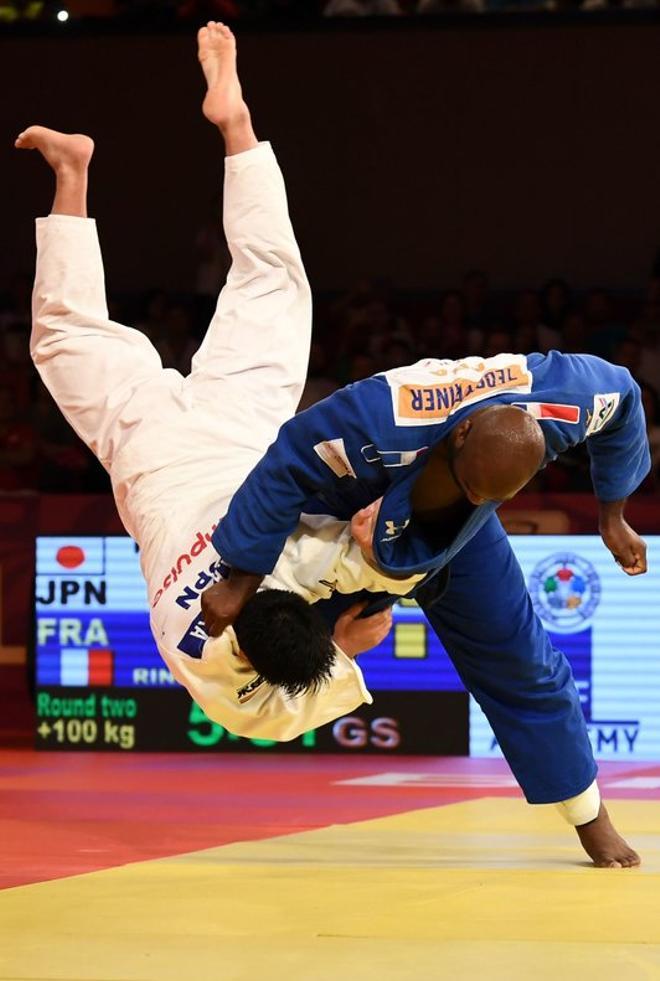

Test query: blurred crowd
[1,0,658,24]
[2,263,660,495]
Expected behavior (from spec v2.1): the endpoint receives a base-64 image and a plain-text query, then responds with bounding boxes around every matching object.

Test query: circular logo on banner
[528,552,601,633]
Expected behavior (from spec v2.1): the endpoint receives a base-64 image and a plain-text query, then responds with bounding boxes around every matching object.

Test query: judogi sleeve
[583,367,650,501]
[268,514,423,601]
[520,351,650,502]
[212,382,384,574]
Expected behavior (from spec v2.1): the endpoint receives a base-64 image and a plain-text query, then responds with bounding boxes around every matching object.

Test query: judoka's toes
[15,126,94,171]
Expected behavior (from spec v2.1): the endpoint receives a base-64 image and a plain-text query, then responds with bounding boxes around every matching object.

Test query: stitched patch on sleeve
[586,393,620,436]
[313,438,357,478]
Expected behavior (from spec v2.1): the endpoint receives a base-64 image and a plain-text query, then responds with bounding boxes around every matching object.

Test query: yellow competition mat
[2,797,660,981]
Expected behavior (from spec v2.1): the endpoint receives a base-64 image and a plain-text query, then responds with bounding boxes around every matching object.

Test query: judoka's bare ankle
[220,113,258,156]
[52,169,88,218]
[55,159,89,178]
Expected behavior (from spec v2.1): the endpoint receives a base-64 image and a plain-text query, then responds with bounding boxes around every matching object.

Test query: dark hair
[234,589,336,697]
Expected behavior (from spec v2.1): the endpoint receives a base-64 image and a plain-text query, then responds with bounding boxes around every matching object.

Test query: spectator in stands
[176,0,242,19]
[583,288,625,360]
[0,272,31,333]
[323,0,404,13]
[483,326,513,358]
[512,320,536,354]
[154,303,199,374]
[327,276,380,326]
[417,0,484,12]
[0,385,38,491]
[540,278,572,331]
[347,352,377,381]
[640,297,660,330]
[463,268,494,352]
[637,323,660,394]
[613,334,643,383]
[0,273,37,415]
[647,274,660,304]
[194,203,231,302]
[2,321,31,369]
[328,278,405,362]
[558,310,588,353]
[136,289,171,344]
[30,383,100,492]
[0,273,32,375]
[512,289,557,353]
[415,313,443,358]
[361,298,398,357]
[297,340,340,411]
[236,0,321,13]
[639,383,660,492]
[338,294,412,366]
[438,290,469,358]
[542,441,592,493]
[632,284,660,393]
[379,337,415,371]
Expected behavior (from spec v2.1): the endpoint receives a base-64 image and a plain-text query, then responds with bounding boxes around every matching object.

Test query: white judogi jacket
[153,515,422,741]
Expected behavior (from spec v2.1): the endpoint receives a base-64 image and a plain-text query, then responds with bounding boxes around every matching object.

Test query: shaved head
[448,405,546,504]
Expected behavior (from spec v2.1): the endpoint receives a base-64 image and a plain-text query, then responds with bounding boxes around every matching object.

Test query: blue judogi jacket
[213,351,650,578]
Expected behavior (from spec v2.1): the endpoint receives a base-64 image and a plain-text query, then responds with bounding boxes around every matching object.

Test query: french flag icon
[513,402,580,424]
[36,538,106,576]
[59,648,114,686]
[37,648,114,686]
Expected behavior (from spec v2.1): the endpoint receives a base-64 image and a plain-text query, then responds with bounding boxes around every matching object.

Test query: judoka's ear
[451,418,473,451]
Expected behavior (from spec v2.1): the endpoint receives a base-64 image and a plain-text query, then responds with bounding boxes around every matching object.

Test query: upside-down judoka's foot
[15,126,93,217]
[198,22,257,155]
[15,126,94,173]
[198,22,247,125]
[576,803,641,868]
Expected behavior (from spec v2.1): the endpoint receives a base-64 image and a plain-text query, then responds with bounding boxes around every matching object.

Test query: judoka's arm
[597,499,647,575]
[585,367,650,575]
[333,602,393,657]
[268,511,422,602]
[201,571,262,637]
[203,382,383,633]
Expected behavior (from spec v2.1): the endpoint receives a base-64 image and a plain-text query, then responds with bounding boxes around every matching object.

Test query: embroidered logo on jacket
[383,518,410,540]
[386,356,532,427]
[237,675,267,703]
[313,438,357,478]
[586,393,620,436]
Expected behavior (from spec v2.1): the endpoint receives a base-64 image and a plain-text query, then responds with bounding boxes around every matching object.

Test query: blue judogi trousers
[317,514,597,804]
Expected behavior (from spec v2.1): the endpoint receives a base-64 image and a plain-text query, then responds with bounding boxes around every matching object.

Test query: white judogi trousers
[32,142,310,585]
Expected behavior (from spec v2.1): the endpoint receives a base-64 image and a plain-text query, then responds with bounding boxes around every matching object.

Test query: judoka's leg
[420,514,640,868]
[186,23,311,437]
[16,127,180,473]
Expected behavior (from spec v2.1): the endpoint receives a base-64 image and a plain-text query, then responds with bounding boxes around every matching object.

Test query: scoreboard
[34,535,660,758]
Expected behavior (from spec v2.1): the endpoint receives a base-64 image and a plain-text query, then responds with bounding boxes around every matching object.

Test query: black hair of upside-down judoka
[234,589,336,696]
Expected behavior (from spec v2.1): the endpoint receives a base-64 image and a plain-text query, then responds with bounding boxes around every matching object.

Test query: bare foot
[15,126,94,172]
[576,802,641,868]
[198,21,248,129]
